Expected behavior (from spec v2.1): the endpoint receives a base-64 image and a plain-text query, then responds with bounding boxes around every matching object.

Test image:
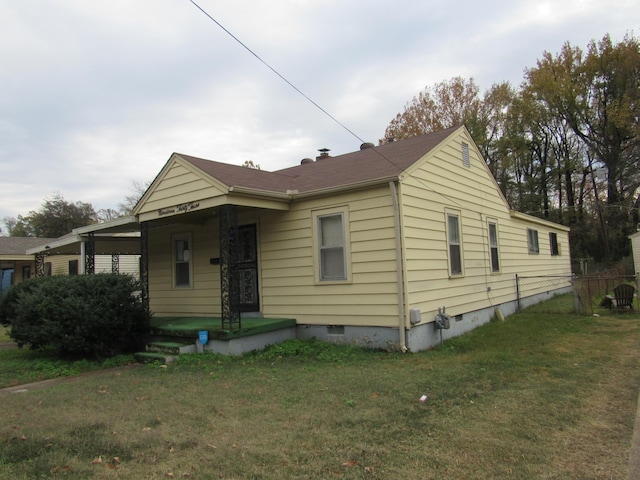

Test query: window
[549,232,559,256]
[45,262,52,276]
[22,265,31,280]
[318,213,346,281]
[462,142,470,167]
[174,235,192,287]
[447,213,463,275]
[69,260,79,275]
[488,221,500,272]
[527,228,539,254]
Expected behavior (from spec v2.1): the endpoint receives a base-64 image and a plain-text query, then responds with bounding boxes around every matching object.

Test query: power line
[186,0,365,144]
[185,0,464,207]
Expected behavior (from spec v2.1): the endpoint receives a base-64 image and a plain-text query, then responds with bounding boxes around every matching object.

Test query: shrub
[0,275,52,326]
[6,274,150,359]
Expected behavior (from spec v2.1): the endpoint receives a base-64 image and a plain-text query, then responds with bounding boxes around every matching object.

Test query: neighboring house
[26,218,141,279]
[0,237,57,294]
[129,125,571,351]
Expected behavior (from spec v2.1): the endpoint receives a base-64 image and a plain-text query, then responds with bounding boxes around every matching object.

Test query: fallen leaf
[106,463,118,469]
[113,457,121,463]
[167,473,175,478]
[182,473,191,478]
[92,456,103,465]
[370,393,380,399]
[142,427,151,432]
[341,460,357,467]
[20,435,27,441]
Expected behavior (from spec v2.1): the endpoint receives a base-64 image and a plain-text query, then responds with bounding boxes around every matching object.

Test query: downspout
[389,180,407,353]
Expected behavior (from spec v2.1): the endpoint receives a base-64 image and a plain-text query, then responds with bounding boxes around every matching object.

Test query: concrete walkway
[0,362,140,396]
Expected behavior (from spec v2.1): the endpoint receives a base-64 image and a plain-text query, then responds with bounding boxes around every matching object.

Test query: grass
[0,295,639,479]
[0,325,135,389]
[0,325,11,343]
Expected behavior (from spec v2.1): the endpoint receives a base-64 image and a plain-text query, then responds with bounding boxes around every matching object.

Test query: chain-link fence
[573,274,639,315]
[515,274,575,312]
[515,273,639,315]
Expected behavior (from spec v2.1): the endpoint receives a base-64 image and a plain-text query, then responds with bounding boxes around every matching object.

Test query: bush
[0,275,52,326]
[4,274,150,359]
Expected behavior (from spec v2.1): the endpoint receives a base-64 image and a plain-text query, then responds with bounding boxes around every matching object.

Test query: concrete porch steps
[135,316,298,362]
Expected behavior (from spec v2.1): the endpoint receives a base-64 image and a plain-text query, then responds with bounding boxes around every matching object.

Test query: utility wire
[186,0,463,207]
[187,0,365,144]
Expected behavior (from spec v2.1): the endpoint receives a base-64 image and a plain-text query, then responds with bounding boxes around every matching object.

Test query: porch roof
[26,217,140,256]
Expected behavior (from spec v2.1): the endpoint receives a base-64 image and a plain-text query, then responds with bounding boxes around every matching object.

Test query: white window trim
[172,233,193,288]
[312,207,351,284]
[445,210,464,277]
[487,219,500,273]
[549,232,560,256]
[527,228,539,254]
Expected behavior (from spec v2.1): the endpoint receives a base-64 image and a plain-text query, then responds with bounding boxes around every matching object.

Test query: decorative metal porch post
[111,254,120,274]
[219,204,241,330]
[85,232,95,275]
[35,252,45,277]
[140,222,149,309]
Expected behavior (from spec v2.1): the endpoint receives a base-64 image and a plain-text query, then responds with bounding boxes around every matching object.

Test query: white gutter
[389,180,407,353]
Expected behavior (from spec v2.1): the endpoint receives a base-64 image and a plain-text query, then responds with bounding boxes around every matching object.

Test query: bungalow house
[24,218,141,280]
[129,125,571,352]
[0,237,58,294]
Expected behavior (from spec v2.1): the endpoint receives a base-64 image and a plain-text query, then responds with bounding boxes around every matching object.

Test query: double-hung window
[313,208,350,283]
[446,212,463,276]
[174,234,192,287]
[527,228,539,254]
[318,213,346,281]
[549,232,559,256]
[488,221,500,272]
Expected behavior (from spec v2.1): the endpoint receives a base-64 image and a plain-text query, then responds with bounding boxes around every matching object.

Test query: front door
[238,224,259,312]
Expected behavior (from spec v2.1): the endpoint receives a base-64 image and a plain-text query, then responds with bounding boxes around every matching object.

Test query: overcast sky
[0,0,637,225]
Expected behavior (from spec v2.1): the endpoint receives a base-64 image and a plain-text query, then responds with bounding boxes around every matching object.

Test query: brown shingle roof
[178,126,459,195]
[0,237,58,255]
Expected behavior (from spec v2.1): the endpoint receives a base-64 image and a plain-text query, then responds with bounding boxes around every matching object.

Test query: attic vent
[300,158,314,165]
[462,142,470,167]
[360,142,375,150]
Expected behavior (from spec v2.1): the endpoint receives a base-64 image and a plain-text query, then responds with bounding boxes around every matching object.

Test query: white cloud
[0,0,637,223]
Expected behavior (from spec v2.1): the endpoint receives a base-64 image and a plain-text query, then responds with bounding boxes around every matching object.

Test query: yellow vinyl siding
[401,128,571,322]
[148,220,221,317]
[260,185,400,326]
[136,158,227,216]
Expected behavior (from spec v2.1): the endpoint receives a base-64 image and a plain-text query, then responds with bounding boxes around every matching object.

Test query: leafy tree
[8,193,97,238]
[525,34,640,259]
[383,34,639,263]
[382,77,481,142]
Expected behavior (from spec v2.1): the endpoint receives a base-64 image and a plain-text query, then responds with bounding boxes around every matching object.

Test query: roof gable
[133,154,231,216]
[171,126,460,197]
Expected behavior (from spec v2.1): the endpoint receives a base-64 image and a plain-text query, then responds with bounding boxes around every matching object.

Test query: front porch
[137,316,297,362]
